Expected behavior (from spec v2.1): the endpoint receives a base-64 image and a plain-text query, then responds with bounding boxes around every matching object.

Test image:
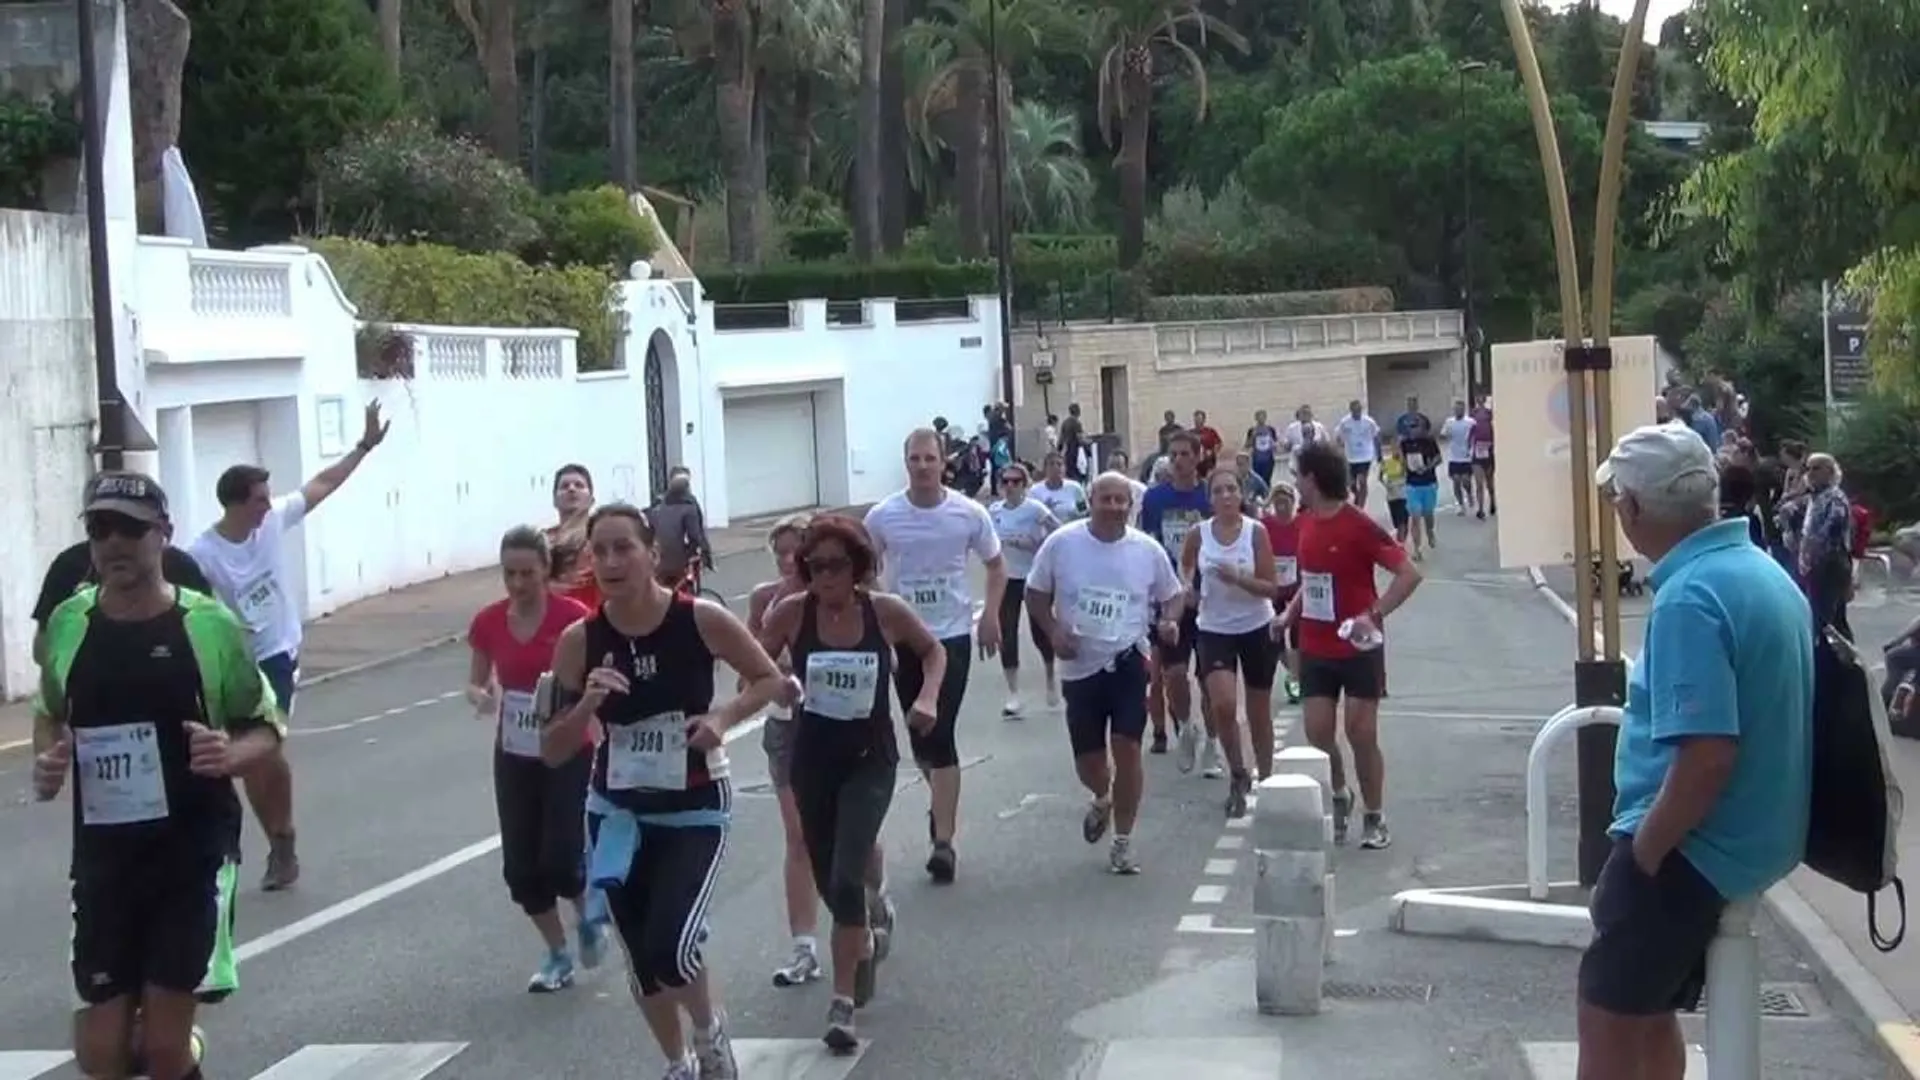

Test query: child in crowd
[1379,440,1410,544]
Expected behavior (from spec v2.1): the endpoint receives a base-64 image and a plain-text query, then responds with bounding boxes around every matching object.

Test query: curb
[295,632,467,691]
[1526,563,1920,1077]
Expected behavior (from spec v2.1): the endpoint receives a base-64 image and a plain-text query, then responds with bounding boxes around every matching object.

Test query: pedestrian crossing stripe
[0,1040,864,1080]
[1521,1041,1705,1078]
[1078,1037,1283,1079]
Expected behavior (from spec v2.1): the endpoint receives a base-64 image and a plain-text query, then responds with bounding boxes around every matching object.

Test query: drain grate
[1324,980,1435,1003]
[1682,984,1811,1018]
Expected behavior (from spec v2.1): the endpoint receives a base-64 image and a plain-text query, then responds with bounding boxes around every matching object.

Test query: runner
[1138,431,1215,773]
[745,514,823,989]
[189,400,389,891]
[864,428,1007,884]
[1439,400,1477,516]
[549,463,600,609]
[1245,410,1280,487]
[542,503,788,1080]
[465,526,603,993]
[1031,450,1088,523]
[1470,397,1497,518]
[1281,406,1331,484]
[1276,443,1423,850]
[1399,419,1443,559]
[1106,450,1148,521]
[1025,472,1183,874]
[1190,409,1224,475]
[1335,400,1381,507]
[1380,441,1412,545]
[1179,469,1279,817]
[989,461,1062,718]
[756,514,945,1052]
[33,471,285,1080]
[1259,482,1303,705]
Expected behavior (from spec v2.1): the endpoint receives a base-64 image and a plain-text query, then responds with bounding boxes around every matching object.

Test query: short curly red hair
[794,514,878,584]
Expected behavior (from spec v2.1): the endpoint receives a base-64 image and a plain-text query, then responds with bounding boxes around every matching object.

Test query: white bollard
[1703,899,1761,1080]
[1271,747,1338,961]
[1251,774,1328,1016]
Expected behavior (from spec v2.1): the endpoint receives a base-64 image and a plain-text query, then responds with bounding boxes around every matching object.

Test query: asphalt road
[0,514,1895,1079]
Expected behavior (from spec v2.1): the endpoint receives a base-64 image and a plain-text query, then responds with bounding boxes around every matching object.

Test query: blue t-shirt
[1611,519,1813,900]
[1395,411,1431,440]
[1138,481,1211,565]
[1687,409,1722,451]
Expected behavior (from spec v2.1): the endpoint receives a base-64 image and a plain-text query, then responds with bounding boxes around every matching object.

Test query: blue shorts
[259,651,299,716]
[1405,484,1438,516]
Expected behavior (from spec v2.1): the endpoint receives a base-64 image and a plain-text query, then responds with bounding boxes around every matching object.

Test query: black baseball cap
[81,471,170,524]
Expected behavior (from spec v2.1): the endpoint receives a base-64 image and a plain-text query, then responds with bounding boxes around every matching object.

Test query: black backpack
[1806,628,1907,951]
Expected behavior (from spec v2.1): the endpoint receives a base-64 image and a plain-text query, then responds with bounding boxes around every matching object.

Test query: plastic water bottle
[1337,617,1384,652]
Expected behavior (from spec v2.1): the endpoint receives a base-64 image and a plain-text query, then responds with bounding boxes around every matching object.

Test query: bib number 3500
[607,713,689,791]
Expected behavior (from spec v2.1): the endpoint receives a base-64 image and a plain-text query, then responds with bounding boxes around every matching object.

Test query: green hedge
[310,237,619,371]
[1143,288,1396,322]
[701,260,996,303]
[530,185,660,272]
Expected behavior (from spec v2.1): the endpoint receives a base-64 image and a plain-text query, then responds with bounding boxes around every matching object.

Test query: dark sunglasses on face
[1002,475,1027,485]
[806,555,852,575]
[85,512,154,541]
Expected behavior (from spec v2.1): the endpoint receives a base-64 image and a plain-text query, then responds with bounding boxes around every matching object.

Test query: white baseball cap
[1594,423,1717,501]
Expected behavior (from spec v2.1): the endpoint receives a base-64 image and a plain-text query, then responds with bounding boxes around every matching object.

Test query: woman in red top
[547,463,600,609]
[1260,482,1303,705]
[466,525,602,993]
[1275,443,1422,853]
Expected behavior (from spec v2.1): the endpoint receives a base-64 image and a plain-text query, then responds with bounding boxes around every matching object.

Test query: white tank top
[1196,517,1275,635]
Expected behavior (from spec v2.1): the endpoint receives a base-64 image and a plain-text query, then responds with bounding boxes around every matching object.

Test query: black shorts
[1196,627,1279,690]
[1152,605,1199,668]
[71,853,236,1005]
[1063,649,1151,756]
[1298,651,1385,702]
[1348,462,1373,481]
[1387,499,1409,530]
[1578,834,1726,1015]
[1474,453,1495,474]
[1447,462,1474,479]
[894,634,972,769]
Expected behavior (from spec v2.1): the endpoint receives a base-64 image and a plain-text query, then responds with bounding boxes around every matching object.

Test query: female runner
[543,504,789,1080]
[466,525,603,992]
[988,461,1061,717]
[756,515,943,1053]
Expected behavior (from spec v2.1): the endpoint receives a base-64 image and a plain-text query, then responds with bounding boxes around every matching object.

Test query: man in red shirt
[1276,442,1423,851]
[1191,409,1224,475]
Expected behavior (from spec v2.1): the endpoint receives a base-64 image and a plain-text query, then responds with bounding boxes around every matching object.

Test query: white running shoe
[1175,721,1201,774]
[1201,737,1225,779]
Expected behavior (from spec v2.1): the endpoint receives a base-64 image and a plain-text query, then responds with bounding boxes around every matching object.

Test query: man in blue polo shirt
[1138,431,1213,765]
[1577,424,1812,1079]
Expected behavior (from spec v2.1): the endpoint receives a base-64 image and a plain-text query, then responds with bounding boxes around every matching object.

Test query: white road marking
[1224,815,1250,830]
[294,691,464,737]
[0,1051,72,1080]
[1203,858,1237,876]
[1175,913,1253,936]
[252,1043,468,1080]
[1190,884,1229,905]
[233,719,764,964]
[1214,834,1246,850]
[1083,1036,1281,1078]
[732,1038,869,1078]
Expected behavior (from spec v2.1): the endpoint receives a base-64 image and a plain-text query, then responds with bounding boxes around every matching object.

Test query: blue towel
[584,790,730,888]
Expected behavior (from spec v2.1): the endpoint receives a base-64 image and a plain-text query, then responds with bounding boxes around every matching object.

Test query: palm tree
[1089,0,1247,267]
[1003,100,1095,230]
[854,0,886,257]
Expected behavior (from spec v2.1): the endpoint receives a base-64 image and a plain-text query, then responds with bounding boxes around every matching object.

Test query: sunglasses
[805,555,853,575]
[1001,475,1027,485]
[85,512,154,541]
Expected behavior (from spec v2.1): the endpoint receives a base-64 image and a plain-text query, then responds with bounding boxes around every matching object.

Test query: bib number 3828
[607,713,689,791]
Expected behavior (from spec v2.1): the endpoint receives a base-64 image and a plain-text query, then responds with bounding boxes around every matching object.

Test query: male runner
[34,472,285,1080]
[864,428,1007,883]
[1138,431,1213,770]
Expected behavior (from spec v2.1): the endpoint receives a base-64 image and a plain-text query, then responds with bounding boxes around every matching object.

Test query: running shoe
[128,1024,205,1078]
[1002,699,1023,720]
[824,997,859,1054]
[577,915,609,970]
[771,941,821,988]
[1225,771,1252,820]
[1284,676,1301,705]
[1332,789,1355,847]
[1201,737,1225,779]
[869,893,897,963]
[1360,814,1393,850]
[662,1057,698,1080]
[527,949,576,993]
[1044,680,1060,708]
[926,841,957,884]
[1150,731,1169,754]
[1082,797,1112,844]
[1108,836,1141,875]
[261,832,299,891]
[1175,721,1201,774]
[692,1014,739,1079]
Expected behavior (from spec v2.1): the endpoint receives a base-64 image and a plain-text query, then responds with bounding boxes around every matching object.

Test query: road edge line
[1527,562,1920,1079]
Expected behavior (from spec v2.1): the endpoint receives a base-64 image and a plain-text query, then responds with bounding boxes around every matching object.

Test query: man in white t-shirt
[1438,398,1477,516]
[865,428,1008,885]
[1026,472,1182,875]
[1281,406,1331,482]
[1334,400,1381,507]
[190,401,390,891]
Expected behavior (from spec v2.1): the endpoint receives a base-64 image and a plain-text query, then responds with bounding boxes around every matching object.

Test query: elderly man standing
[1578,424,1813,1080]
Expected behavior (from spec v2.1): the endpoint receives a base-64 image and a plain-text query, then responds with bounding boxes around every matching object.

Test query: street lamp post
[75,0,127,471]
[1457,59,1487,401]
[986,0,1018,459]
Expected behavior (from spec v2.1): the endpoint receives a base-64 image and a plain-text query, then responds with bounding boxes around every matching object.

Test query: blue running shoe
[578,916,610,971]
[527,949,576,993]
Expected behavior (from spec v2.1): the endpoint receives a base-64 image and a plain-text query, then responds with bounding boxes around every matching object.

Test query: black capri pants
[495,748,591,916]
[895,635,973,769]
[587,781,731,996]
[999,579,1056,671]
[791,744,896,927]
[1196,627,1280,691]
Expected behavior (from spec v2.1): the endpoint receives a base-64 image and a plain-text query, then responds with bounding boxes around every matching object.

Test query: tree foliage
[317,120,541,253]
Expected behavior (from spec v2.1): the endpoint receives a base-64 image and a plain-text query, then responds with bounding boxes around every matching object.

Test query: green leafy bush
[701,260,996,303]
[310,237,619,371]
[316,120,539,254]
[785,225,852,262]
[531,185,661,271]
[1144,289,1396,323]
[1828,391,1920,526]
[0,90,78,209]
[1679,286,1826,448]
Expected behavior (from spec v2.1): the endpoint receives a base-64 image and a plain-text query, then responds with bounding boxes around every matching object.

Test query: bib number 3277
[607,713,689,791]
[75,722,169,826]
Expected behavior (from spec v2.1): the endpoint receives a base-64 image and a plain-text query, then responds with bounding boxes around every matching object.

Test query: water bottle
[1337,617,1384,651]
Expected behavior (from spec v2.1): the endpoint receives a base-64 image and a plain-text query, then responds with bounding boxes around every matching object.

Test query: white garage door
[724,394,819,518]
[189,401,263,532]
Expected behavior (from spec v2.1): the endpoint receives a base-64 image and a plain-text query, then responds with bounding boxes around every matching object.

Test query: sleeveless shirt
[789,594,897,765]
[583,592,725,812]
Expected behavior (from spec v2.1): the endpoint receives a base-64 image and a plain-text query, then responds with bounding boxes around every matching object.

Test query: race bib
[75,723,169,826]
[606,712,689,791]
[235,573,280,631]
[1472,442,1492,461]
[1275,556,1298,587]
[1254,433,1274,453]
[804,651,879,721]
[499,690,542,759]
[1405,452,1427,473]
[1072,585,1130,641]
[899,573,960,624]
[1301,572,1336,623]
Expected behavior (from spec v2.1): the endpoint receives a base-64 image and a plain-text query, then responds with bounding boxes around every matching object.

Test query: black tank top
[584,593,721,811]
[790,594,897,764]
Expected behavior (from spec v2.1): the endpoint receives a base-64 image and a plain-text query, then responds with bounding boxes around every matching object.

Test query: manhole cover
[1681,984,1810,1018]
[1324,980,1435,1003]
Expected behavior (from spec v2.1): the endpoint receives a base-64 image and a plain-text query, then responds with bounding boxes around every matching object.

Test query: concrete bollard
[1270,747,1337,961]
[1703,898,1761,1080]
[1251,774,1328,1016]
